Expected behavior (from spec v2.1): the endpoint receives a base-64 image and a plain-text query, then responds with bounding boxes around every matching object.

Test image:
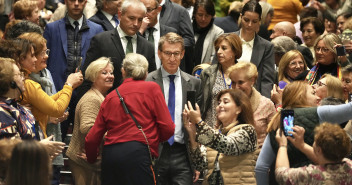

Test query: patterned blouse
[0,97,37,139]
[190,121,257,171]
[204,70,230,128]
[275,158,352,185]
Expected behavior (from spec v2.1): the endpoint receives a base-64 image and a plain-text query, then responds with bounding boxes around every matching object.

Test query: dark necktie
[167,75,176,145]
[147,27,155,45]
[73,21,79,41]
[112,15,119,27]
[125,36,133,54]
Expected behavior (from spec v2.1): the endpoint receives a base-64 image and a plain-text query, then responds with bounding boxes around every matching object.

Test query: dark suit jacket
[214,16,239,33]
[140,24,178,41]
[145,68,201,171]
[43,17,103,91]
[77,29,156,100]
[235,31,275,98]
[89,10,115,31]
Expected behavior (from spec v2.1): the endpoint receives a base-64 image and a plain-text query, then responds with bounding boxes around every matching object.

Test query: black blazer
[214,16,239,33]
[89,10,115,31]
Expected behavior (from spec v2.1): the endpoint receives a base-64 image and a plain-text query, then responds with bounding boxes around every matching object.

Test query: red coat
[85,78,175,163]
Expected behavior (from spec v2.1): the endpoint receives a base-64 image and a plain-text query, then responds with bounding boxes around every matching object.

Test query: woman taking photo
[227,62,275,147]
[275,123,352,184]
[192,0,223,68]
[306,33,349,85]
[198,33,242,128]
[184,89,257,184]
[255,81,352,185]
[85,53,174,185]
[67,57,114,185]
[235,0,275,98]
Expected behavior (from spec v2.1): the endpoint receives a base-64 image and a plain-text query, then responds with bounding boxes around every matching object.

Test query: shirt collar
[239,29,255,48]
[117,26,137,40]
[161,66,180,77]
[101,10,114,22]
[68,15,84,28]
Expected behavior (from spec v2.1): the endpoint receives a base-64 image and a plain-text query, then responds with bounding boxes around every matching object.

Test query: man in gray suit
[146,32,201,185]
[139,0,177,69]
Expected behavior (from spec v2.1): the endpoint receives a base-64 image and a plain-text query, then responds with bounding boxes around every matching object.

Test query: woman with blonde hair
[67,57,114,185]
[227,62,275,147]
[278,50,307,87]
[306,33,350,85]
[13,0,40,25]
[255,81,352,185]
[314,74,344,104]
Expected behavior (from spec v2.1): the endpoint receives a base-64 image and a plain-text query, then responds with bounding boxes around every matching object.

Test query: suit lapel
[59,20,68,57]
[152,69,164,96]
[111,29,125,59]
[98,11,114,30]
[251,35,263,67]
[202,31,211,62]
[180,71,191,108]
[160,0,172,25]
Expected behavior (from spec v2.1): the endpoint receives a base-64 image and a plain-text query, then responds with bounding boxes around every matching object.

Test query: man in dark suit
[270,21,314,68]
[81,0,156,92]
[139,0,177,69]
[44,0,103,141]
[146,32,201,185]
[159,0,194,72]
[89,0,122,31]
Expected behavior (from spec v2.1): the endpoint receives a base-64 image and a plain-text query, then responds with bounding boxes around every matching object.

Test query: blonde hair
[343,17,352,30]
[227,62,258,81]
[267,81,311,132]
[18,32,47,56]
[278,50,307,83]
[320,74,344,100]
[314,33,342,64]
[85,57,114,82]
[13,0,38,20]
[122,53,149,80]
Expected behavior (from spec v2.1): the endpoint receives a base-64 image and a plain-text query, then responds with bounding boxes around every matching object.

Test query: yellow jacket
[21,79,72,138]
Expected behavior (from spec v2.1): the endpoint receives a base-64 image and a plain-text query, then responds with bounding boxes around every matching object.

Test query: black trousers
[156,142,193,185]
[101,141,155,185]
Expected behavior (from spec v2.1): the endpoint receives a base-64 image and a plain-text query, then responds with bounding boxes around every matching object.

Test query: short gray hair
[121,0,146,14]
[271,36,297,57]
[122,53,149,80]
[85,57,114,82]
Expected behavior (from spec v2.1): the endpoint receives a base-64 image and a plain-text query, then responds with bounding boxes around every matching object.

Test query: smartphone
[349,93,352,102]
[281,109,294,137]
[336,46,346,56]
[187,91,196,108]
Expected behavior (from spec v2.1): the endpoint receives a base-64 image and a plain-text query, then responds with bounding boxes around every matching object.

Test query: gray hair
[121,0,146,14]
[271,36,297,57]
[85,57,114,82]
[122,53,149,80]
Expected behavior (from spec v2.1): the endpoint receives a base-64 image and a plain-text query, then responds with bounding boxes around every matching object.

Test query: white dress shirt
[238,30,255,63]
[161,66,184,144]
[117,26,137,54]
[146,22,161,68]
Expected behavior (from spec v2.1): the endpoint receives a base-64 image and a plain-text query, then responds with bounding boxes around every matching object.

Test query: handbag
[115,89,155,167]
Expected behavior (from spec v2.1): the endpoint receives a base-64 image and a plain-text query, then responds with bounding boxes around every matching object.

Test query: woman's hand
[271,84,283,106]
[184,101,202,124]
[40,135,65,159]
[49,111,69,124]
[66,71,83,89]
[182,108,196,140]
[275,128,287,147]
[287,126,306,150]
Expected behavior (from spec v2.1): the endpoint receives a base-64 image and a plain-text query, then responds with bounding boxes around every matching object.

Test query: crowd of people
[1,0,352,185]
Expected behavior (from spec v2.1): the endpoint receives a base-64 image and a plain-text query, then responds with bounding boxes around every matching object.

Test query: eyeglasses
[14,72,25,78]
[315,47,330,53]
[146,7,158,13]
[39,49,50,58]
[162,51,182,58]
[317,80,326,87]
[289,61,305,67]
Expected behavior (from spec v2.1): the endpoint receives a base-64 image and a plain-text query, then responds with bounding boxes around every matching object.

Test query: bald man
[270,21,313,68]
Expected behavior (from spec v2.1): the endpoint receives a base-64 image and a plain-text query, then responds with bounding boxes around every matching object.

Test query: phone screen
[336,46,346,56]
[281,109,294,137]
[187,91,196,108]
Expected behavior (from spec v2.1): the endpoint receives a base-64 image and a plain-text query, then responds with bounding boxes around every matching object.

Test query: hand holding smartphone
[336,46,346,56]
[281,109,294,137]
[187,91,196,108]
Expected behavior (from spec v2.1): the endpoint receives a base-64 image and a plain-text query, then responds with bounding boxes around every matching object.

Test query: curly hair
[13,0,38,20]
[314,123,351,162]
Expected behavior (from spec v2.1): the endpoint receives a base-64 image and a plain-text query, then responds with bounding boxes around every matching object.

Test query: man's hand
[139,17,150,35]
